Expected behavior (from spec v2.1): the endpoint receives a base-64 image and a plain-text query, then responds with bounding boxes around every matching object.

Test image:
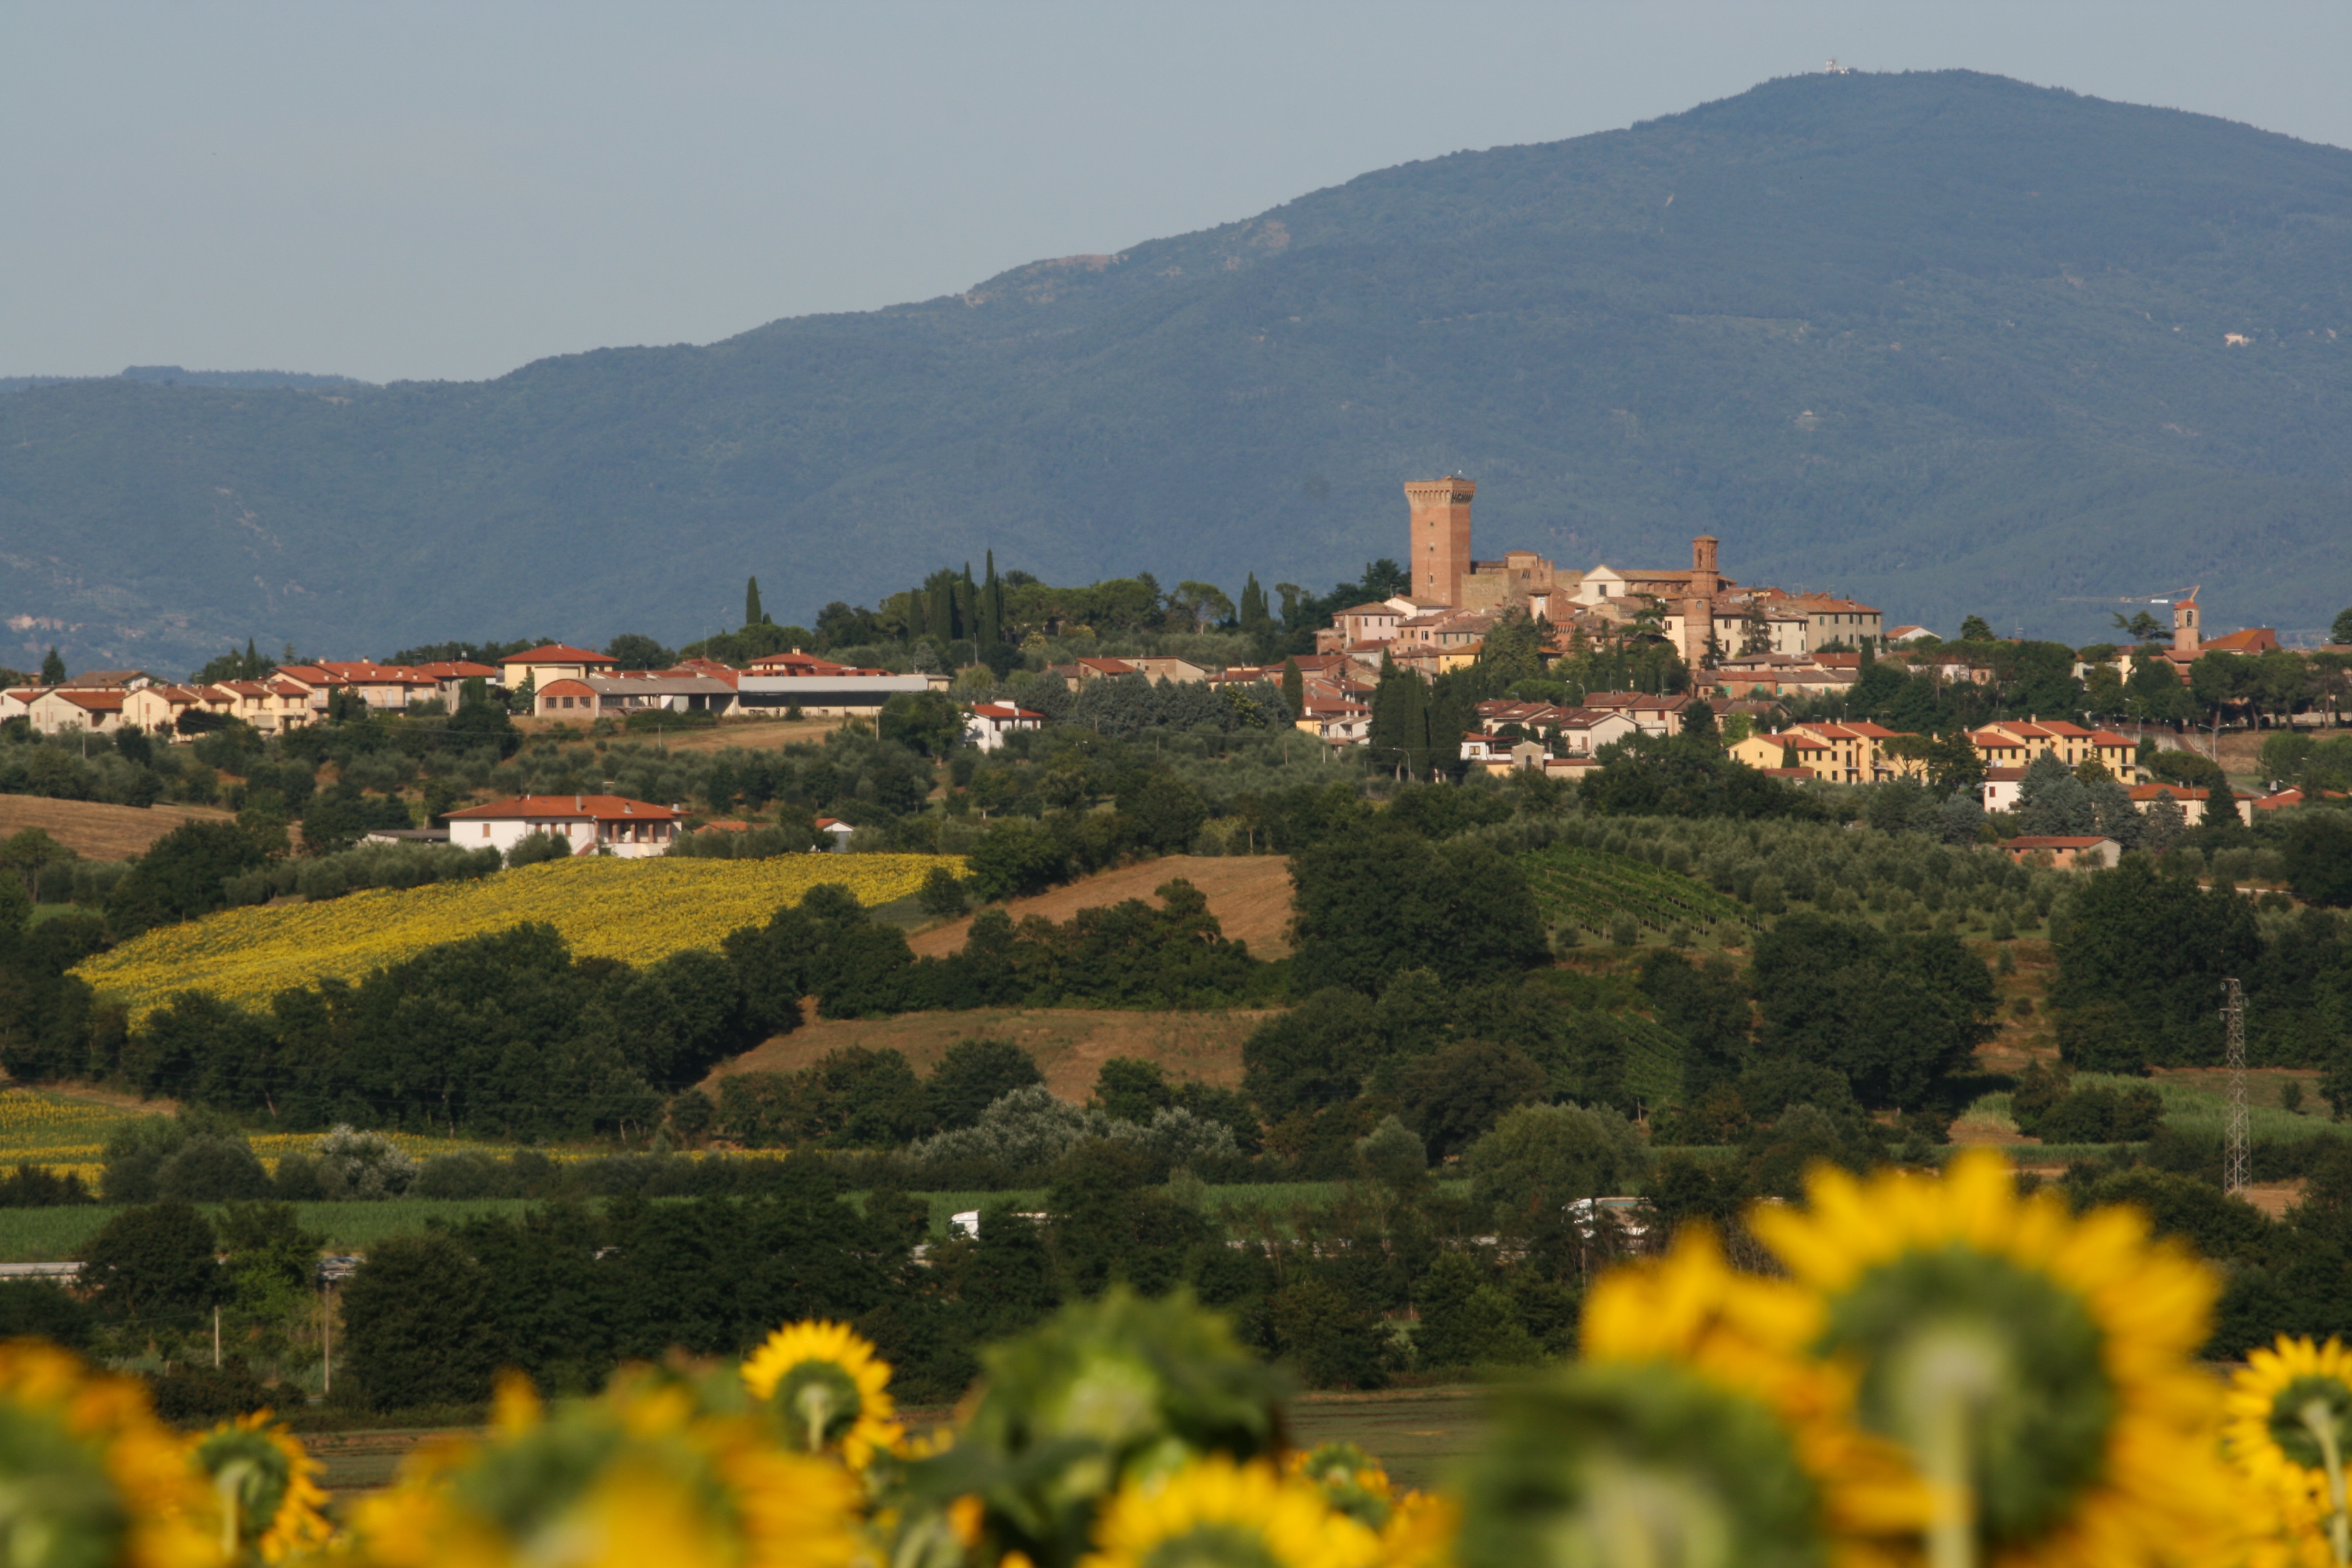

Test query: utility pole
[2223,977,2250,1195]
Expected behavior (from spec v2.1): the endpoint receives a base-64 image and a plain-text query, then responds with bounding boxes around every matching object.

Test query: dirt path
[703,1005,1268,1100]
[0,796,234,860]
[910,855,1296,958]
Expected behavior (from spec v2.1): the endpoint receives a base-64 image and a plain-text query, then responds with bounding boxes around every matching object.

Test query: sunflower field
[10,1151,2351,1567]
[71,854,962,1018]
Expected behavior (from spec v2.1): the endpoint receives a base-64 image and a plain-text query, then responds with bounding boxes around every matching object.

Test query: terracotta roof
[506,644,616,665]
[53,689,126,712]
[1077,658,1138,674]
[537,678,598,696]
[2004,836,2118,849]
[444,794,680,822]
[2128,784,2208,802]
[970,703,1045,719]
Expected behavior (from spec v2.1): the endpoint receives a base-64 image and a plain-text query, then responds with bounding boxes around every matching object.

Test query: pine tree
[2206,781,2241,829]
[242,638,261,679]
[39,647,65,685]
[745,577,765,629]
[1240,574,1270,636]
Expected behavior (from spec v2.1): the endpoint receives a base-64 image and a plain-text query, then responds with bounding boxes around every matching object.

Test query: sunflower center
[2268,1374,2352,1469]
[196,1429,293,1547]
[0,1405,131,1568]
[1826,1243,2114,1547]
[1139,1522,1287,1568]
[771,1360,864,1452]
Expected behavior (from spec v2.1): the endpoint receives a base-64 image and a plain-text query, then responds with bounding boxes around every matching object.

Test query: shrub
[314,1125,419,1200]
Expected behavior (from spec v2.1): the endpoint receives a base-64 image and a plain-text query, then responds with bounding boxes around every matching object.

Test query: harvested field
[706,1005,1269,1102]
[910,854,1296,959]
[0,795,233,860]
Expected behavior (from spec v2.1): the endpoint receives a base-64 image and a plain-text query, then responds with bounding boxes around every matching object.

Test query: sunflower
[0,1339,219,1568]
[2226,1336,2352,1567]
[740,1320,902,1468]
[1287,1442,1394,1529]
[1082,1454,1382,1568]
[1577,1226,1933,1562]
[188,1410,332,1561]
[354,1368,860,1568]
[1749,1150,2231,1568]
[1377,1490,1460,1568]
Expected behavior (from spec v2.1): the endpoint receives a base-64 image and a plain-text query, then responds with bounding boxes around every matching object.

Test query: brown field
[910,855,1297,959]
[705,1005,1269,1101]
[0,795,234,860]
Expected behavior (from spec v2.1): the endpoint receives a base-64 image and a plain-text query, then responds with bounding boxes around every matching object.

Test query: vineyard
[1518,845,1759,942]
[74,854,962,1018]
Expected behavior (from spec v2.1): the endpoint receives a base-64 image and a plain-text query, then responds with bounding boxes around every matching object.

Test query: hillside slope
[6,69,2350,671]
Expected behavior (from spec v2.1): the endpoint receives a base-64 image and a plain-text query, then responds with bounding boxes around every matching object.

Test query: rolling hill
[5,68,2349,673]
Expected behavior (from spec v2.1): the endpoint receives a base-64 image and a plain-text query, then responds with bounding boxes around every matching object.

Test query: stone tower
[1405,477,1476,606]
[1681,535,1723,670]
[2174,589,2201,656]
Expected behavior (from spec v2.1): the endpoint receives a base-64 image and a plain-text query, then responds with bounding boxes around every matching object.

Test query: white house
[814,816,856,852]
[968,702,1047,751]
[499,644,618,691]
[442,794,683,860]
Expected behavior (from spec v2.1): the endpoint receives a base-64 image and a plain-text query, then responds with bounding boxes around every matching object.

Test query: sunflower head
[912,1288,1286,1568]
[740,1319,902,1469]
[1287,1442,1393,1529]
[188,1410,330,1561]
[1080,1454,1381,1568]
[355,1368,860,1568]
[1750,1150,2232,1565]
[0,1339,219,1568]
[2230,1336,2352,1481]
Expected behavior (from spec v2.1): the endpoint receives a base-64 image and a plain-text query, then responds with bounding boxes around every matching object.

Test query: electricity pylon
[2223,978,2249,1195]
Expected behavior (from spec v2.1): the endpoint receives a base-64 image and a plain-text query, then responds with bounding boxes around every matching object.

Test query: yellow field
[74,854,961,1018]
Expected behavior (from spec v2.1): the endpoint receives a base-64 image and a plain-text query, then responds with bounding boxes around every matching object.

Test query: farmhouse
[442,794,683,860]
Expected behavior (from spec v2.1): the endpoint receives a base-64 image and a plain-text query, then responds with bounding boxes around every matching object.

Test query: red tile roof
[444,794,679,822]
[506,645,616,665]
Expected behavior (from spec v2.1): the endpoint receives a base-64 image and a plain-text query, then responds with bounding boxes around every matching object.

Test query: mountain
[0,367,370,396]
[5,68,2350,674]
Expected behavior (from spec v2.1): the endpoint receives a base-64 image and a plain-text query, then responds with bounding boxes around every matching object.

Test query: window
[483,825,492,838]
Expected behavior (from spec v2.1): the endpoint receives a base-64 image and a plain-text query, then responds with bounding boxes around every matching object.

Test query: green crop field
[1519,846,1758,942]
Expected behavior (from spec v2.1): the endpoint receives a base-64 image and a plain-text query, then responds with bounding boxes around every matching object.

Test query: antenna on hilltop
[2223,978,2249,1195]
[1823,57,1855,75]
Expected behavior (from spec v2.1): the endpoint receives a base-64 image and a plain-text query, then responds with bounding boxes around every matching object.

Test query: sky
[7,1,2350,387]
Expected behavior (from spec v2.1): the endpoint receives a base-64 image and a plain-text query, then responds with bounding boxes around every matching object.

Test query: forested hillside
[6,68,2351,671]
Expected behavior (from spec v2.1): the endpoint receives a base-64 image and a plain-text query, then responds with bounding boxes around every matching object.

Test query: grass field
[1290,1386,1491,1492]
[74,852,962,1016]
[1961,1070,2351,1149]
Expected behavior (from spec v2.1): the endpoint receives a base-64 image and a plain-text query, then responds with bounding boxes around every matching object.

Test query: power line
[2223,976,2249,1196]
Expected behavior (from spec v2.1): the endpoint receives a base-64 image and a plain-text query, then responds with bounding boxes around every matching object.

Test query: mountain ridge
[4,68,2348,672]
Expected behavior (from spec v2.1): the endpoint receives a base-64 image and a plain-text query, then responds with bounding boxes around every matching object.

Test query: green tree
[746,576,766,627]
[1750,915,1998,1108]
[1398,1040,1548,1160]
[1638,949,1751,1098]
[2050,857,2261,1067]
[340,1233,505,1411]
[1289,825,1549,996]
[879,690,965,757]
[926,1039,1045,1131]
[965,818,1070,901]
[81,1203,226,1325]
[2285,812,2352,907]
[2016,751,2096,836]
[1463,1102,1648,1220]
[2334,608,2352,645]
[603,633,675,670]
[39,647,65,685]
[1090,1057,1177,1124]
[1958,616,1994,642]
[105,820,271,937]
[1241,988,1381,1121]
[1280,657,1304,718]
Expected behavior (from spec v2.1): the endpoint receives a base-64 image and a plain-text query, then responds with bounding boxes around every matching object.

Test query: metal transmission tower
[2223,978,2250,1195]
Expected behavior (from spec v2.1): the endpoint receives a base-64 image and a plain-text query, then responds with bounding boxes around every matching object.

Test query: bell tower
[2174,589,2201,656]
[1405,477,1476,606]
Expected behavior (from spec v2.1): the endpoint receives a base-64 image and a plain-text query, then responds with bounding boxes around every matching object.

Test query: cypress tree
[39,647,66,685]
[1281,656,1304,717]
[1240,573,1269,636]
[745,577,764,629]
[980,552,1002,650]
[926,569,957,647]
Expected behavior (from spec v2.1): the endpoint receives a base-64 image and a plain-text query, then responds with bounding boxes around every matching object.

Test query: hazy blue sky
[7,1,2348,385]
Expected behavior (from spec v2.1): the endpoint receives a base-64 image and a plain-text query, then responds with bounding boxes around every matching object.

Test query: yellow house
[1729,731,1835,774]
